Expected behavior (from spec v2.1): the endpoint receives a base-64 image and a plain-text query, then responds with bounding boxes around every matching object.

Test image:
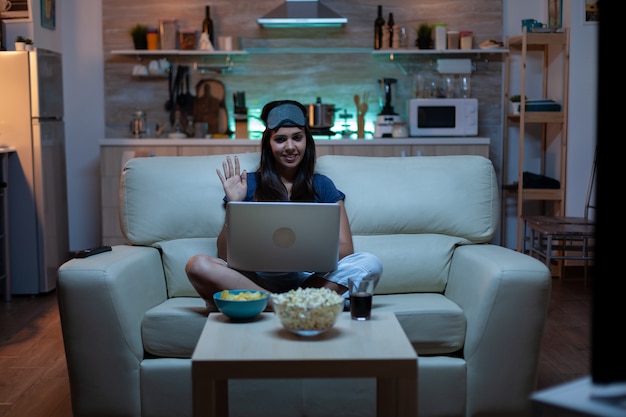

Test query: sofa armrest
[57,245,168,417]
[446,244,551,415]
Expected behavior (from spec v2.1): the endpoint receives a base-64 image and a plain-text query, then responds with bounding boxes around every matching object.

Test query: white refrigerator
[0,48,69,294]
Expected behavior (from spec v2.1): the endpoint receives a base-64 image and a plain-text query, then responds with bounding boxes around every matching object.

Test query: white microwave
[409,98,478,137]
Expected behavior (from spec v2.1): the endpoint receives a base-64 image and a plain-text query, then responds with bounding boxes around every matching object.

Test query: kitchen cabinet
[100,138,489,245]
[501,29,569,251]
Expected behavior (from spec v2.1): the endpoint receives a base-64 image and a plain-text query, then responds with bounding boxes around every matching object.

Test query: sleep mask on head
[261,100,307,130]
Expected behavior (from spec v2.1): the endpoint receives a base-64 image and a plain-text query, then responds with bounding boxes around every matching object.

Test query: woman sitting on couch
[185,99,382,309]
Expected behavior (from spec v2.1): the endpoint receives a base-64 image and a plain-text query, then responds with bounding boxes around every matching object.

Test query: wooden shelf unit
[502,29,570,251]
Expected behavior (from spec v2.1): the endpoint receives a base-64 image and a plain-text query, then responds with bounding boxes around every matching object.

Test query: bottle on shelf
[374,5,385,50]
[202,5,215,47]
[387,13,395,49]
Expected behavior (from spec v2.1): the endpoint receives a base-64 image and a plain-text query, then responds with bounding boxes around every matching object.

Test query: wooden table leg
[377,376,417,417]
[193,378,215,417]
[396,377,418,417]
[193,378,228,417]
[215,379,228,416]
[377,377,395,416]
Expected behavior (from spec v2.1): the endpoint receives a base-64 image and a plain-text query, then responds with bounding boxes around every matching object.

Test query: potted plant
[130,24,148,50]
[509,94,527,115]
[416,23,433,49]
[24,38,34,51]
[14,35,26,51]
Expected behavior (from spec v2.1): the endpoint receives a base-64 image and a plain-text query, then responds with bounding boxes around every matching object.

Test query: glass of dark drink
[349,277,377,321]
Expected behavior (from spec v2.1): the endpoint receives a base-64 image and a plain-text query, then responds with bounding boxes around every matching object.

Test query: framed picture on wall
[548,0,562,28]
[584,0,599,24]
[40,0,55,29]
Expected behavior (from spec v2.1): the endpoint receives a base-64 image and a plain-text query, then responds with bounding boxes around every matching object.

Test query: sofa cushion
[154,238,216,297]
[155,233,464,298]
[353,233,465,294]
[315,155,498,242]
[141,294,465,357]
[120,153,260,246]
[142,297,208,358]
[373,293,466,354]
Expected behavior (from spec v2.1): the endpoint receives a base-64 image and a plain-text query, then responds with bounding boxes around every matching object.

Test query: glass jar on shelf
[414,60,440,98]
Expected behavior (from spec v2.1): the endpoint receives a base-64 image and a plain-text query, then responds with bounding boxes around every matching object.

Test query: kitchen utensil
[233,91,247,115]
[167,66,184,124]
[164,63,177,112]
[355,92,369,138]
[129,108,147,138]
[193,78,228,134]
[378,78,398,116]
[375,78,401,138]
[177,66,195,114]
[132,64,149,76]
[307,97,336,129]
[148,60,168,76]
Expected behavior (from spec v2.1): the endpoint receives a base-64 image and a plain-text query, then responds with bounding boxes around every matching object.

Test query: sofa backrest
[120,152,261,245]
[119,153,499,297]
[315,155,499,242]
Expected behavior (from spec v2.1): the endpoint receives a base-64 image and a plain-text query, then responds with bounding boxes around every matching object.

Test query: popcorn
[272,288,343,332]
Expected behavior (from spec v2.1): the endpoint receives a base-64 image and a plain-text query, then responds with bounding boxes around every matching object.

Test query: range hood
[257,0,348,28]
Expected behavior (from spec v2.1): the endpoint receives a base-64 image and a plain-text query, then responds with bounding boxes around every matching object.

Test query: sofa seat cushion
[142,294,465,358]
[372,293,466,354]
[142,297,208,358]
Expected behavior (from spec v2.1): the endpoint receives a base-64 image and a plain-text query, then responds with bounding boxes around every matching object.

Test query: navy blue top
[223,172,345,203]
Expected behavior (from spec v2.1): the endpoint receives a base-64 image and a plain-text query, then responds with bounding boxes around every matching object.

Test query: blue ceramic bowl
[213,290,269,320]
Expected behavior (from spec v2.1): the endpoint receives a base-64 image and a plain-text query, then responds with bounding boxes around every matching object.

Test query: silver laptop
[226,201,341,273]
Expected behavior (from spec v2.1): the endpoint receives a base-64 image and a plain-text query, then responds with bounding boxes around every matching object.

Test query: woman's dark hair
[255,101,317,201]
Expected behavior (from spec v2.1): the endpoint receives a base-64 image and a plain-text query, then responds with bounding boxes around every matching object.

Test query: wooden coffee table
[192,311,418,417]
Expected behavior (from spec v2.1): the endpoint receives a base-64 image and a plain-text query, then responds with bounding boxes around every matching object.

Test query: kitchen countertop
[100,137,490,146]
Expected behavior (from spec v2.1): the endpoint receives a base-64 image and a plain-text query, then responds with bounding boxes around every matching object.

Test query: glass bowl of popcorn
[271,287,344,336]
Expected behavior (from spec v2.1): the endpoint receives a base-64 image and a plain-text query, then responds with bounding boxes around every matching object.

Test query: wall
[6,0,597,251]
[61,1,106,251]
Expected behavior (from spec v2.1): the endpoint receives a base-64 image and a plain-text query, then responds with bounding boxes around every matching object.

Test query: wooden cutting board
[193,79,228,134]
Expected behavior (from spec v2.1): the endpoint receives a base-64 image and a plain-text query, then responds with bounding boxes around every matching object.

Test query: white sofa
[57,152,551,417]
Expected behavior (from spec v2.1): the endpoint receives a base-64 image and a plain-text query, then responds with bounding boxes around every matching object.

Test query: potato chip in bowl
[213,289,269,320]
